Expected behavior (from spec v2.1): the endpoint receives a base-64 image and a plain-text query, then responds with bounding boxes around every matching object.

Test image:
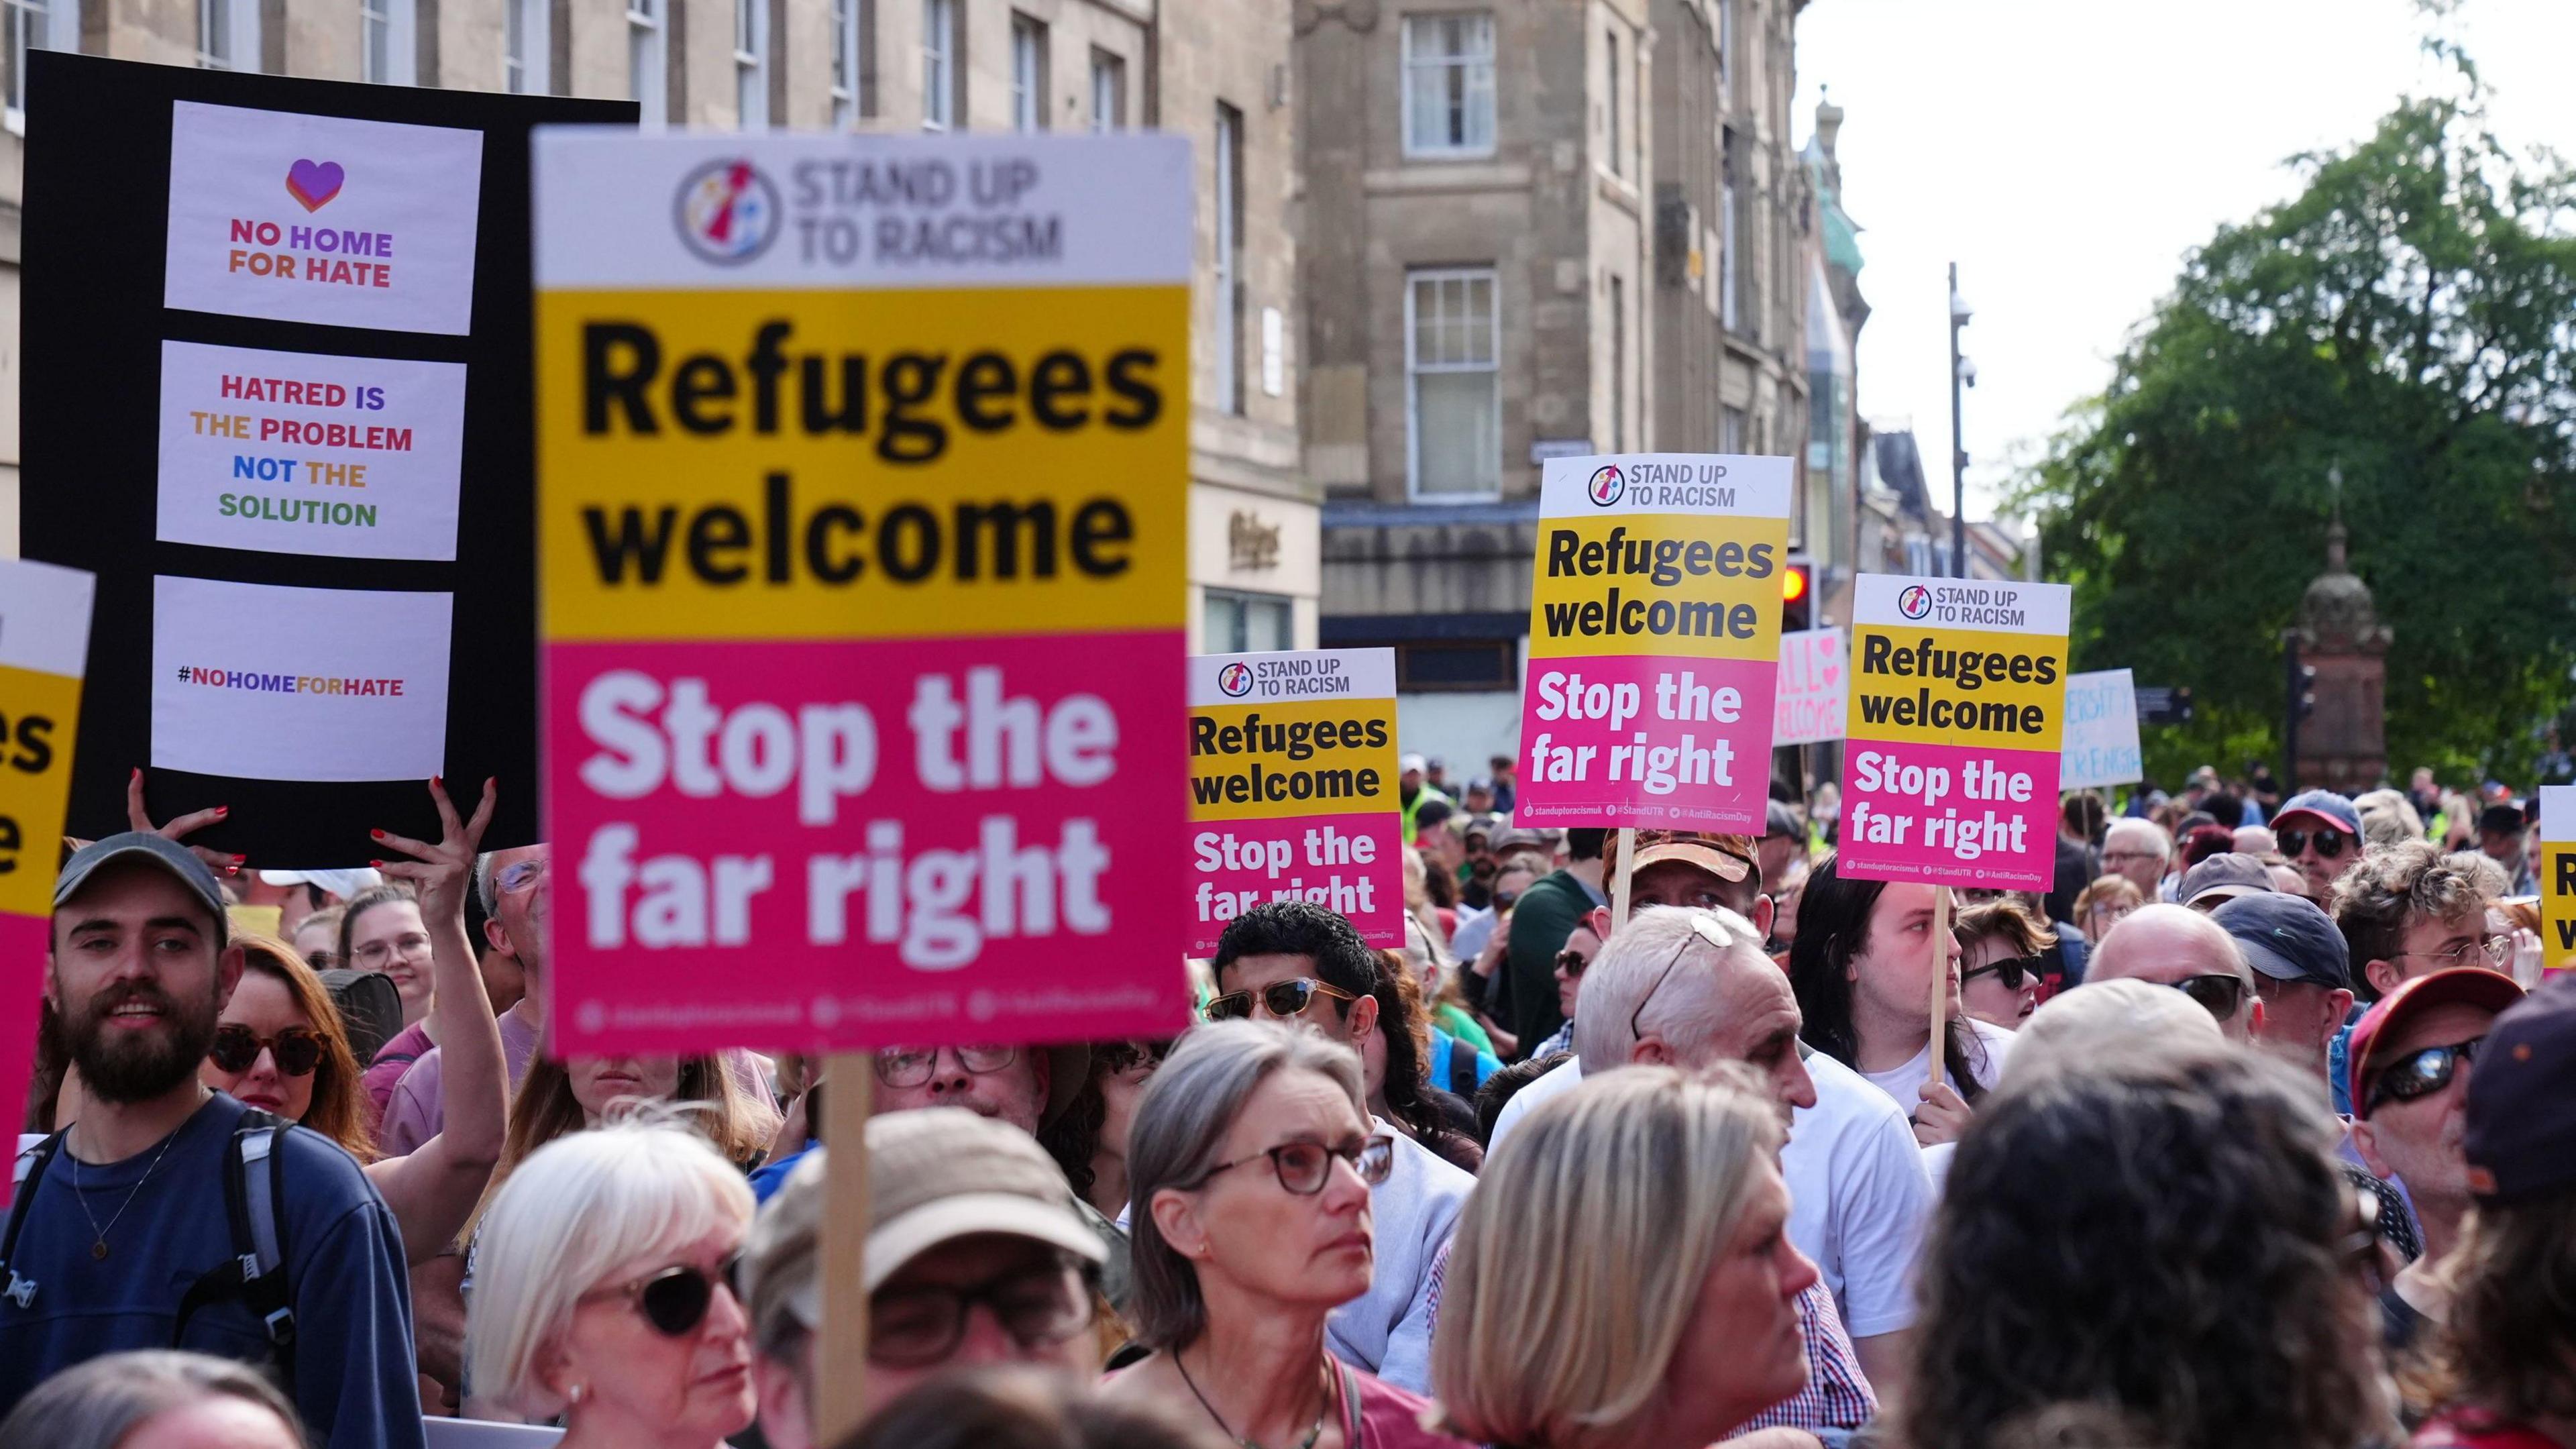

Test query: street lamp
[1948,262,1974,580]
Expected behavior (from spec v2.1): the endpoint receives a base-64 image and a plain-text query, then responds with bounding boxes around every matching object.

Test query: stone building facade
[0,0,1317,645]
[1299,0,1813,770]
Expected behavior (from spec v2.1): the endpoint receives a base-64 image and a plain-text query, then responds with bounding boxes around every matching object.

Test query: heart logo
[284,159,345,212]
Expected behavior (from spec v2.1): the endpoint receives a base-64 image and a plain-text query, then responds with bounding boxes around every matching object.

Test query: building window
[735,0,767,127]
[1406,268,1501,498]
[361,0,389,80]
[1206,590,1293,655]
[1010,13,1046,131]
[1608,274,1625,453]
[504,0,531,91]
[4,0,74,115]
[921,0,958,131]
[1605,27,1623,178]
[197,0,231,68]
[628,0,665,121]
[830,0,865,123]
[1400,12,1493,158]
[1215,103,1246,416]
[1089,48,1124,131]
[1397,641,1515,692]
[1721,405,1747,454]
[1721,128,1741,333]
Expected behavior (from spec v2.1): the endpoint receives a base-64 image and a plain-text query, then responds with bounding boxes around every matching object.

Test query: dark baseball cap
[2476,802,2527,837]
[2179,852,2275,910]
[54,832,229,946]
[2211,891,2350,990]
[1764,800,1803,840]
[2463,973,2576,1203]
[2272,789,2362,839]
[2346,967,2524,1119]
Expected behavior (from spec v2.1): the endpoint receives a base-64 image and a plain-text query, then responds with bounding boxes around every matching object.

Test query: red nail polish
[370,829,386,840]
[214,806,229,816]
[129,767,141,783]
[232,855,247,865]
[370,859,384,869]
[431,774,442,788]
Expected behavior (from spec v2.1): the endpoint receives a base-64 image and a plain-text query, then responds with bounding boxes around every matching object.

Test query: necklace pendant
[89,1240,107,1262]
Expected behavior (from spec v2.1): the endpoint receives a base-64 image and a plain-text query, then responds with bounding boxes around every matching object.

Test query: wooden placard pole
[1609,826,1638,929]
[816,1058,876,1445]
[1926,885,1953,1095]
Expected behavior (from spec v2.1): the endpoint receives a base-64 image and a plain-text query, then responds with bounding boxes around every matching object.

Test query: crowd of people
[1,755,2573,1449]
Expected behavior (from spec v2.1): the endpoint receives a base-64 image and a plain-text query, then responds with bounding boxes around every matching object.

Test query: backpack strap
[0,1131,68,1309]
[173,1112,295,1379]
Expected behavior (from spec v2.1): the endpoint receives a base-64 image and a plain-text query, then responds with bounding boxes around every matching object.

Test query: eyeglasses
[302,949,340,972]
[2100,850,2164,866]
[1095,1039,1170,1079]
[1631,911,1741,1039]
[2167,973,2251,1022]
[1962,955,2045,991]
[2360,1036,2485,1119]
[352,931,432,968]
[1204,977,1358,1023]
[2277,828,2352,861]
[871,1258,1097,1368]
[495,857,549,894]
[584,1256,740,1338]
[1196,1134,1394,1195]
[1554,949,1591,977]
[208,1024,325,1077]
[874,1044,1019,1089]
[2395,936,2513,971]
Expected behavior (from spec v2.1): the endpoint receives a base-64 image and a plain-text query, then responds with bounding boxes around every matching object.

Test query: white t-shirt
[1856,1016,2015,1111]
[1487,1051,1935,1340]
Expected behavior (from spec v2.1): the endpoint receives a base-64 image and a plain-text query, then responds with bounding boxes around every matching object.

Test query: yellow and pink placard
[1837,574,2072,892]
[1515,453,1791,832]
[1187,649,1401,955]
[535,131,1193,1055]
[0,560,94,1201]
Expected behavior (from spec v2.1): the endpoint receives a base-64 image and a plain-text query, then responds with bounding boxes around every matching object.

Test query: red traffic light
[1782,566,1811,603]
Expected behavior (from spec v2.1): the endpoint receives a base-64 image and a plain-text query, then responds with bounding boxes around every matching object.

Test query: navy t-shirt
[0,1093,424,1449]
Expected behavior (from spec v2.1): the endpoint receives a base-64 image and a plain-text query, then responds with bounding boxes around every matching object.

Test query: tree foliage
[2019,78,2576,788]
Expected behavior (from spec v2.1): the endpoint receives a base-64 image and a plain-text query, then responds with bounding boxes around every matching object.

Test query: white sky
[1792,0,2576,522]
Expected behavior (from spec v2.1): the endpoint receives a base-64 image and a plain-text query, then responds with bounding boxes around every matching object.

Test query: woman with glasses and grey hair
[1099,1020,1471,1449]
[0,1350,306,1449]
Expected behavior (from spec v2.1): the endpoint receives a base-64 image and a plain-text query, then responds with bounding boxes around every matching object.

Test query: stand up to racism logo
[673,158,781,265]
[1218,661,1256,698]
[1587,464,1626,507]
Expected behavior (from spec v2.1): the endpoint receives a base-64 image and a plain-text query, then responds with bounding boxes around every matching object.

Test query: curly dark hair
[1371,951,1482,1173]
[1902,1048,2395,1449]
[1211,899,1381,1010]
[2422,1190,2576,1424]
[1787,853,1990,1104]
[1036,1039,1172,1207]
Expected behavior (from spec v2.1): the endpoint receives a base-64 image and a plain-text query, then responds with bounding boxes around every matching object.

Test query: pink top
[1339,1361,1474,1449]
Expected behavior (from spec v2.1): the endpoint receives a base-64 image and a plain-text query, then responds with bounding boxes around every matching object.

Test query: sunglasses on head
[2361,1036,2484,1119]
[2277,828,2352,860]
[588,1256,740,1338]
[1963,955,2045,991]
[1205,977,1357,1023]
[2168,973,2251,1022]
[207,1024,324,1077]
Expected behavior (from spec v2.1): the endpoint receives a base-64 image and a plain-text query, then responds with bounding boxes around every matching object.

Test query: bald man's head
[2089,904,2262,1042]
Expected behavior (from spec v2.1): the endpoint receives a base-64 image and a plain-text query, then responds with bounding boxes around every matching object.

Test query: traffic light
[1781,559,1813,633]
[2295,665,2316,720]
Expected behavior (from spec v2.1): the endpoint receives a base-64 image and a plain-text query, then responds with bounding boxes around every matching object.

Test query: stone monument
[2290,472,2391,792]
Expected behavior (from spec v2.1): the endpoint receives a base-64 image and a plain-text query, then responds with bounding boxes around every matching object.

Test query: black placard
[22,54,632,865]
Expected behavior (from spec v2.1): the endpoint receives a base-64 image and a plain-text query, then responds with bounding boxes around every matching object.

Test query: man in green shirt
[1501,828,1608,1056]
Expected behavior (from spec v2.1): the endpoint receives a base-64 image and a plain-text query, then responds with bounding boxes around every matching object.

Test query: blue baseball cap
[54,831,230,947]
[2211,891,2351,991]
[2272,789,2362,839]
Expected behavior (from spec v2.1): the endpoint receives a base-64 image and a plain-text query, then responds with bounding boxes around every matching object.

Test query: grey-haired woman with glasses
[1100,1022,1470,1449]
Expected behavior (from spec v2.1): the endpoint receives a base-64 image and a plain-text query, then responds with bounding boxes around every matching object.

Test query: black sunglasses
[2277,828,2352,860]
[1962,955,2045,991]
[871,1258,1097,1368]
[208,1024,324,1077]
[1205,977,1357,1023]
[2168,973,2251,1022]
[2361,1036,2484,1119]
[1554,949,1591,977]
[590,1256,741,1338]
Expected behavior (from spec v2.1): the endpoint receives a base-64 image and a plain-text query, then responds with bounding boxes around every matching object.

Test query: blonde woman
[466,1116,759,1448]
[1432,1065,1819,1449]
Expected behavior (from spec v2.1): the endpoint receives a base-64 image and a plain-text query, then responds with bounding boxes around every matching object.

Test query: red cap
[2346,967,2526,1119]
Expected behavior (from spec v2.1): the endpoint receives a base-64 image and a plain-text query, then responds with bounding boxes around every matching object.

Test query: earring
[567,1385,586,1406]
